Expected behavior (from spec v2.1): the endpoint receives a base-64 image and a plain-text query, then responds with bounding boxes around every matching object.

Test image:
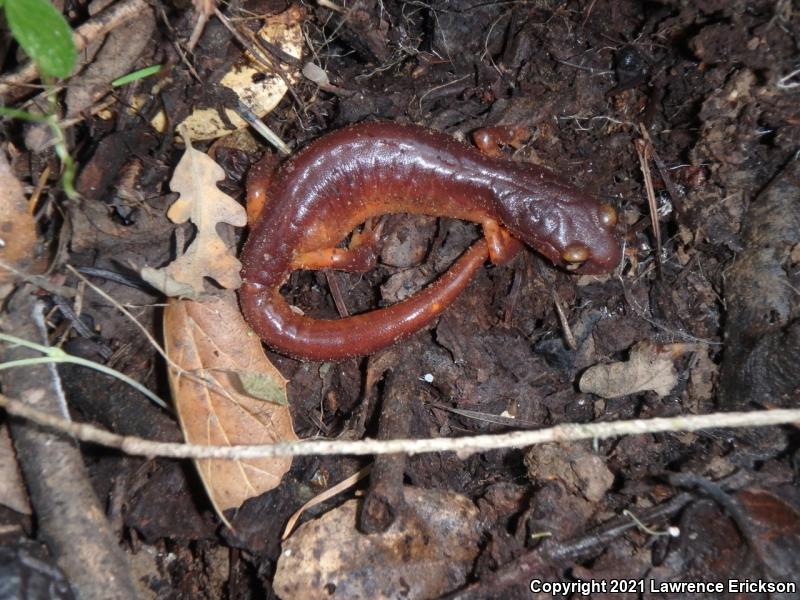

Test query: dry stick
[580,0,599,29]
[1,392,797,460]
[325,270,351,317]
[234,100,292,155]
[446,491,696,600]
[502,260,525,326]
[359,367,415,534]
[57,96,118,131]
[426,401,543,429]
[186,3,213,51]
[30,165,52,215]
[1,297,137,600]
[640,126,686,218]
[0,0,150,102]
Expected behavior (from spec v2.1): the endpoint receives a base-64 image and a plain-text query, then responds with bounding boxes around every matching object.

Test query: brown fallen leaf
[164,292,296,516]
[579,341,687,399]
[0,150,43,295]
[141,131,247,298]
[274,487,481,600]
[689,347,717,404]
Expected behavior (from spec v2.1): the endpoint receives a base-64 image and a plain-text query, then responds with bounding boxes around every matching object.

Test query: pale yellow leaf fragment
[579,341,683,399]
[141,134,246,298]
[177,6,304,140]
[164,292,297,516]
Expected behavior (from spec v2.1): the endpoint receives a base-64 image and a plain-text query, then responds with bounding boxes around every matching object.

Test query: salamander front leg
[292,218,386,272]
[482,219,523,265]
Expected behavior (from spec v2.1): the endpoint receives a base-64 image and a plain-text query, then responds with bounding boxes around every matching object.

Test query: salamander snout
[559,203,622,274]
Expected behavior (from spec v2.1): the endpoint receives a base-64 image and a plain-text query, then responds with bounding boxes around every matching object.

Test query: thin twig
[325,270,350,317]
[642,130,685,218]
[555,59,613,75]
[66,267,257,405]
[234,100,291,155]
[580,0,599,29]
[66,265,177,371]
[0,260,76,297]
[425,401,543,429]
[634,128,662,278]
[417,75,471,110]
[0,393,797,460]
[74,266,157,291]
[317,0,345,13]
[552,288,577,350]
[51,294,114,360]
[186,3,212,51]
[776,67,800,89]
[1,299,138,599]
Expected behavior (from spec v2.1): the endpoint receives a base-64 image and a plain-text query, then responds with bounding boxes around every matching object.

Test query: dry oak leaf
[164,292,296,515]
[141,135,246,298]
[274,487,481,600]
[579,340,685,399]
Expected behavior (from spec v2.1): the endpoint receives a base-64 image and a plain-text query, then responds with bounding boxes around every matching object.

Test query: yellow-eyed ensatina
[239,122,621,360]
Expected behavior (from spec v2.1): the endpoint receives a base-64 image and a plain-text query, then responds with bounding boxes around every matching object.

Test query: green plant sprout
[0,0,79,197]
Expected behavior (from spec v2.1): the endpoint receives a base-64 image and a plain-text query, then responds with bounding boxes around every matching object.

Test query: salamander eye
[562,243,590,270]
[598,203,618,229]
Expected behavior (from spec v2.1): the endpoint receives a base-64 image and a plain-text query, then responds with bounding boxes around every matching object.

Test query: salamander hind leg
[482,219,523,266]
[472,125,531,158]
[292,218,385,272]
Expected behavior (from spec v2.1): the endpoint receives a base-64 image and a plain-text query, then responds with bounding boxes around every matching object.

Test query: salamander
[239,122,621,360]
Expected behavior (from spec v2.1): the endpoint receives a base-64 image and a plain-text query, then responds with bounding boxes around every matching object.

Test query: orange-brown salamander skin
[240,122,622,361]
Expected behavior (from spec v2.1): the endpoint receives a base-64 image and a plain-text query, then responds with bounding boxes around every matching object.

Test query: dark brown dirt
[2,0,799,598]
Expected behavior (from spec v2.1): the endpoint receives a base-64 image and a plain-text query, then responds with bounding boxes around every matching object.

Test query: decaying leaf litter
[1,0,799,599]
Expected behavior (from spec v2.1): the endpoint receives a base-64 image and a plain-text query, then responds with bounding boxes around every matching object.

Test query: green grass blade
[111,64,163,88]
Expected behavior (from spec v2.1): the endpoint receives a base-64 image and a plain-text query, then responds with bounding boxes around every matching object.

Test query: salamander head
[503,188,623,275]
[556,201,622,274]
